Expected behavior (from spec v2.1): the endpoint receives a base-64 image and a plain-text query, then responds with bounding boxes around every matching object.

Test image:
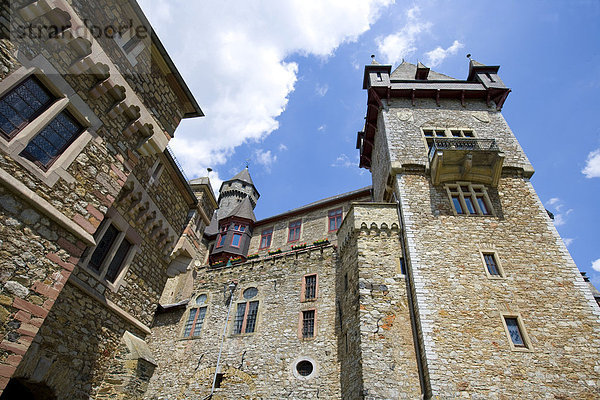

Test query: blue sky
[139,1,600,284]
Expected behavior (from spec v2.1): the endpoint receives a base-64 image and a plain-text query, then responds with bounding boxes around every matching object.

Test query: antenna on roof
[244,159,250,169]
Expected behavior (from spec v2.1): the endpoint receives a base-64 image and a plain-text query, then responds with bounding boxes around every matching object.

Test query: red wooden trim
[328,208,343,232]
[301,273,318,302]
[298,308,317,340]
[288,219,302,243]
[259,228,273,250]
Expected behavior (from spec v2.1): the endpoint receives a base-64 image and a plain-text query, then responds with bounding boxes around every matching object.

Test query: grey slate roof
[229,168,254,186]
[390,61,457,81]
[223,196,256,222]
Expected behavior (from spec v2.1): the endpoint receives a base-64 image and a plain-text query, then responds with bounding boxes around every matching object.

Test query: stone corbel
[143,213,157,234]
[119,182,135,203]
[125,192,142,214]
[135,201,150,220]
[109,102,139,121]
[89,78,125,101]
[141,210,156,231]
[123,120,153,139]
[18,0,53,22]
[149,221,163,239]
[67,37,92,58]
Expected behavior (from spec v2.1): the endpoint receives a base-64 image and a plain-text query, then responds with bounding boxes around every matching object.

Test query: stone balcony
[428,138,504,187]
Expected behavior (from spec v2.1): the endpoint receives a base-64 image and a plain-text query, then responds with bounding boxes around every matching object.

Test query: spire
[370,54,379,65]
[230,167,254,186]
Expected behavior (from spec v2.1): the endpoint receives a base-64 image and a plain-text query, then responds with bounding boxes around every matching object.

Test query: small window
[86,221,135,285]
[301,310,315,338]
[296,360,313,376]
[196,294,207,305]
[148,161,163,186]
[501,315,531,351]
[328,208,343,232]
[399,257,406,275]
[183,306,207,337]
[19,110,84,170]
[303,274,317,301]
[0,75,55,140]
[216,224,228,248]
[446,183,493,216]
[288,220,301,242]
[482,252,503,277]
[259,228,273,249]
[230,223,246,248]
[243,287,258,300]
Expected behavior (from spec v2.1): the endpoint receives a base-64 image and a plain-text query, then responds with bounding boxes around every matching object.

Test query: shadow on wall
[0,378,57,400]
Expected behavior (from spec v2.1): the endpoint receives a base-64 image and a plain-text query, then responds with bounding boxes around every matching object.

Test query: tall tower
[357,58,600,398]
[206,167,259,263]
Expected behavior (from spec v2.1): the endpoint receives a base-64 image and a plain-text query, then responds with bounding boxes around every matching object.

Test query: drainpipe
[393,191,428,398]
[210,281,237,398]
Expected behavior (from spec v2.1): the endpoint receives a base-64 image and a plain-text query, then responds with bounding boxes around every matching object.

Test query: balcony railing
[428,138,499,162]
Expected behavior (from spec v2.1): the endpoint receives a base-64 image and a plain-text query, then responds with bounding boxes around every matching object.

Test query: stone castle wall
[146,246,342,400]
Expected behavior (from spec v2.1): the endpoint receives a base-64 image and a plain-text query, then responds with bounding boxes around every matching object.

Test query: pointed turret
[217,167,259,218]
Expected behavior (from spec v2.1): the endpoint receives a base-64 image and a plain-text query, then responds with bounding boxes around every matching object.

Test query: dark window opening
[214,373,224,388]
[304,275,317,300]
[296,360,313,377]
[483,253,500,276]
[505,317,526,347]
[302,310,315,338]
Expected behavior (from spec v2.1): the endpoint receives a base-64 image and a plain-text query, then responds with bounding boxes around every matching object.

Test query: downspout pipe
[210,281,237,397]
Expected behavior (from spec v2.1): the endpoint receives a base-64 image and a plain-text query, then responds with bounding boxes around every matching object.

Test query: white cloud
[254,149,277,172]
[315,83,329,96]
[318,124,326,132]
[545,197,573,227]
[563,238,574,247]
[582,149,600,178]
[331,153,356,168]
[138,0,394,178]
[278,144,288,151]
[592,258,600,273]
[424,40,464,67]
[376,6,431,65]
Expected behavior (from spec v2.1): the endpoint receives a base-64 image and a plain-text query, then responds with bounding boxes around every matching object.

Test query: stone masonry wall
[338,203,421,399]
[146,246,341,400]
[397,172,600,398]
[382,98,533,174]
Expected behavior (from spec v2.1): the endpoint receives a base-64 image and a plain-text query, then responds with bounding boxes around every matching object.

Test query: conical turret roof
[223,196,256,222]
[229,167,254,186]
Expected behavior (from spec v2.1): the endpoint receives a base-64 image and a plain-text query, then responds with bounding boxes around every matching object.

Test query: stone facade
[0,0,212,398]
[2,2,600,398]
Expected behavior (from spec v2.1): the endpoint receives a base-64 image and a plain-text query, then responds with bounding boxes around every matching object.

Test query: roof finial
[370,54,379,65]
[466,53,472,60]
[244,159,250,169]
[206,167,212,176]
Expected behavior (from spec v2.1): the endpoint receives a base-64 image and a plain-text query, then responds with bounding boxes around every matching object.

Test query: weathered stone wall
[396,171,600,398]
[382,98,534,174]
[337,203,421,399]
[248,195,370,256]
[146,246,341,400]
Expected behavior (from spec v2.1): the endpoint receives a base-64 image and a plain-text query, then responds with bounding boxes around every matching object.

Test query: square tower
[358,58,600,398]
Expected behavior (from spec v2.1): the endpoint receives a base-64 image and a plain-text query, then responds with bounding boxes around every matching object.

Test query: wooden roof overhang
[358,82,511,169]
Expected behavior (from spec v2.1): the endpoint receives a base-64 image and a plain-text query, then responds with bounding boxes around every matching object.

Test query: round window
[296,360,313,377]
[196,294,207,305]
[243,287,258,300]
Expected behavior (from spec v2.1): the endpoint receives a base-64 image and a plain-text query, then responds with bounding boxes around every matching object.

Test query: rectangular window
[328,208,343,232]
[230,224,246,248]
[447,183,493,216]
[505,318,524,346]
[288,220,301,242]
[183,307,207,337]
[233,300,259,334]
[399,257,406,275]
[85,221,135,285]
[304,274,317,300]
[259,228,272,249]
[19,110,84,171]
[216,225,228,248]
[483,253,500,276]
[302,310,315,338]
[0,76,54,140]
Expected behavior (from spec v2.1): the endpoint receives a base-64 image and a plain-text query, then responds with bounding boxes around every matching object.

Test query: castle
[1,1,600,399]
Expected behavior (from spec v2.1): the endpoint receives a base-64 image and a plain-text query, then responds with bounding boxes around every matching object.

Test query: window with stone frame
[481,251,505,278]
[501,314,531,351]
[421,127,475,149]
[81,214,139,289]
[288,220,302,242]
[0,75,55,140]
[0,75,86,171]
[233,287,259,334]
[446,183,493,216]
[259,227,273,249]
[302,274,318,302]
[328,208,343,232]
[183,294,208,337]
[301,309,316,339]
